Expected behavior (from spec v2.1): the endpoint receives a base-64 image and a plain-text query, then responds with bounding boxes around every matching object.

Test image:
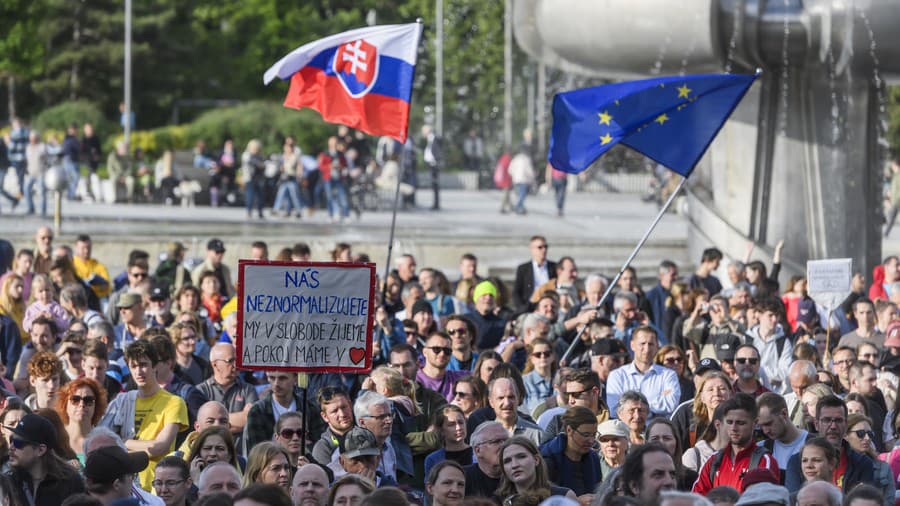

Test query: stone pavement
[3,188,690,279]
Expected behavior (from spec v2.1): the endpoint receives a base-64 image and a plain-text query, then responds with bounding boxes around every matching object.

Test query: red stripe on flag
[284,68,410,142]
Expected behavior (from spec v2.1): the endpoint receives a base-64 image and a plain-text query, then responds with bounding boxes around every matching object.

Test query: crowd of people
[0,226,899,506]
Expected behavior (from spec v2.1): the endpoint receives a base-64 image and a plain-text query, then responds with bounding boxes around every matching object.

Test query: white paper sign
[237,260,376,372]
[807,258,852,310]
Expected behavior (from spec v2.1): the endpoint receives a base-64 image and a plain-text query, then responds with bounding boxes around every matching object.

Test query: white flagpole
[560,173,688,365]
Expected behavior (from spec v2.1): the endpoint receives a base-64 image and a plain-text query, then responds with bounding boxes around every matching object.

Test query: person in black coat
[513,236,557,314]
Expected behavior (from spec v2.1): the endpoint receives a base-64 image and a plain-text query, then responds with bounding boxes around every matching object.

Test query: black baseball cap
[10,414,57,449]
[84,446,149,484]
[207,238,226,253]
[694,357,722,376]
[591,338,628,357]
[149,281,169,301]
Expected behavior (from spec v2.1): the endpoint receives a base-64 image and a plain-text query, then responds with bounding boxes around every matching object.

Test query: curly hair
[55,377,107,426]
[27,351,62,379]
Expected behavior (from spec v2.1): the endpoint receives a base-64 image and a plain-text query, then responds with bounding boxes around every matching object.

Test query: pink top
[22,301,70,336]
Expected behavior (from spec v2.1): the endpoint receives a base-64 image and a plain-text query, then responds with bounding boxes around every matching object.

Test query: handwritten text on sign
[237,261,375,372]
[807,258,852,293]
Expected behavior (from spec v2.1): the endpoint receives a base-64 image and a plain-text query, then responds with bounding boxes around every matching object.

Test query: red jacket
[869,264,887,301]
[692,443,778,495]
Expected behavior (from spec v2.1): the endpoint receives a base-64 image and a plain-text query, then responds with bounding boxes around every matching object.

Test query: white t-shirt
[271,397,296,423]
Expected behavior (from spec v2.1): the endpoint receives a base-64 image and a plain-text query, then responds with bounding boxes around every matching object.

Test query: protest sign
[236,260,376,372]
[807,258,852,311]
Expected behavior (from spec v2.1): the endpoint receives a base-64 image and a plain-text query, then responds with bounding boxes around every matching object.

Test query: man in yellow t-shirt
[73,234,112,298]
[124,340,188,491]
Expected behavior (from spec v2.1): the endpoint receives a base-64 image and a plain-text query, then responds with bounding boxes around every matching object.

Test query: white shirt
[271,397,296,423]
[532,260,550,288]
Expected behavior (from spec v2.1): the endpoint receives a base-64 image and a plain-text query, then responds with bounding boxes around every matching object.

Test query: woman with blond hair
[671,371,733,452]
[241,139,266,219]
[0,274,26,338]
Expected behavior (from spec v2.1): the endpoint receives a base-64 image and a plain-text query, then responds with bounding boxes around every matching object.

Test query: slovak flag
[264,23,423,143]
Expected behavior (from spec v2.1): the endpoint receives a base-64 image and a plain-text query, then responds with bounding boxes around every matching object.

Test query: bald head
[198,462,241,497]
[195,401,230,432]
[210,343,238,385]
[797,481,841,506]
[291,464,329,506]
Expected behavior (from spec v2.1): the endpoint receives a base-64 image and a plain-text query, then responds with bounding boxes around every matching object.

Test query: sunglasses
[447,329,467,336]
[851,429,875,440]
[565,389,591,400]
[735,357,759,365]
[426,346,452,356]
[532,351,553,358]
[8,436,37,450]
[453,390,472,399]
[70,395,96,406]
[129,271,149,279]
[664,357,683,364]
[279,428,304,440]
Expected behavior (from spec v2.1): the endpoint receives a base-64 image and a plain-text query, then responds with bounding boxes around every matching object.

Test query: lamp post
[123,0,132,149]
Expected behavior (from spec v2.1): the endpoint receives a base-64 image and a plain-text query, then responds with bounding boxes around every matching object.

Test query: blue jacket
[540,434,601,496]
[645,284,670,340]
[784,440,873,493]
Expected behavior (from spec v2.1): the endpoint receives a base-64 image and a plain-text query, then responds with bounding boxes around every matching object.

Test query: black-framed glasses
[426,346,452,355]
[152,479,186,489]
[447,328,467,336]
[532,351,553,358]
[70,395,95,406]
[570,427,594,439]
[453,390,472,399]
[851,429,875,440]
[565,389,591,400]
[280,428,304,440]
[735,357,759,365]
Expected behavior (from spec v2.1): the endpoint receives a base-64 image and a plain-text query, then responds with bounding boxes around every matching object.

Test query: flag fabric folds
[264,23,423,143]
[548,73,757,176]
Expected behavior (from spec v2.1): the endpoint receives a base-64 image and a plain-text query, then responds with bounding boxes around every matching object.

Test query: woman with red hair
[54,377,107,464]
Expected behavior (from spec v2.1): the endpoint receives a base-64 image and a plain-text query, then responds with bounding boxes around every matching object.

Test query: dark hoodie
[539,433,601,496]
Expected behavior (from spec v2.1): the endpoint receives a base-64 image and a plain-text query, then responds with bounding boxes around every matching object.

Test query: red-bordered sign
[236,260,376,373]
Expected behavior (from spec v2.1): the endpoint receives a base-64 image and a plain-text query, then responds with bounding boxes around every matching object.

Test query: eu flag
[548,73,757,176]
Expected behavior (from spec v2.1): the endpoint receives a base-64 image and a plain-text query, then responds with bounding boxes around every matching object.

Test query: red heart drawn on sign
[349,348,366,365]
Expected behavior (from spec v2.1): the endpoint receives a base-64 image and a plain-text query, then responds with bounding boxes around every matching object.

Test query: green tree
[0,0,46,118]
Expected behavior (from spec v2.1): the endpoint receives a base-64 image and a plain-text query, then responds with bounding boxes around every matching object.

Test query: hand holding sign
[237,261,376,373]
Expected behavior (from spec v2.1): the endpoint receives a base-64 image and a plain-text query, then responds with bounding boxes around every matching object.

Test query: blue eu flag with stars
[548,73,757,176]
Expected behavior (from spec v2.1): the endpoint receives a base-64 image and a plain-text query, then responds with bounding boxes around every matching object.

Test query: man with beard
[693,393,777,494]
[290,463,330,506]
[620,443,677,504]
[7,414,85,506]
[311,386,355,466]
[417,331,467,401]
[785,395,875,493]
[733,344,771,395]
[85,446,150,506]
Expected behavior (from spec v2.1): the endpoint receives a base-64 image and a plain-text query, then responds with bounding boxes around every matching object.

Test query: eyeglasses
[363,413,392,422]
[447,328,467,336]
[565,389,591,400]
[179,334,198,342]
[70,395,95,406]
[129,271,149,279]
[152,479,186,489]
[425,346,452,355]
[453,390,472,399]
[8,436,37,450]
[476,437,507,448]
[818,417,845,426]
[214,358,236,366]
[664,357,683,364]
[532,351,553,358]
[851,429,876,440]
[570,427,594,439]
[279,428,304,440]
[735,357,759,365]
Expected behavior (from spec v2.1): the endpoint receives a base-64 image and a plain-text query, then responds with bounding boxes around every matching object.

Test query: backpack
[707,445,771,484]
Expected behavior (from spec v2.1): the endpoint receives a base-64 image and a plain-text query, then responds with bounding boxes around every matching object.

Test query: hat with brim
[84,446,150,484]
[596,419,629,439]
[340,427,381,460]
[116,292,142,308]
[694,357,722,376]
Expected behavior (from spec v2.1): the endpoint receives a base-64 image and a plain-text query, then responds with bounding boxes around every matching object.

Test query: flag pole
[560,173,688,365]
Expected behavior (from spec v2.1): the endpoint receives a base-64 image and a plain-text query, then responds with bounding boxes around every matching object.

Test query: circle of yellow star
[598,111,613,126]
[677,84,692,99]
[600,133,613,145]
[655,114,669,125]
